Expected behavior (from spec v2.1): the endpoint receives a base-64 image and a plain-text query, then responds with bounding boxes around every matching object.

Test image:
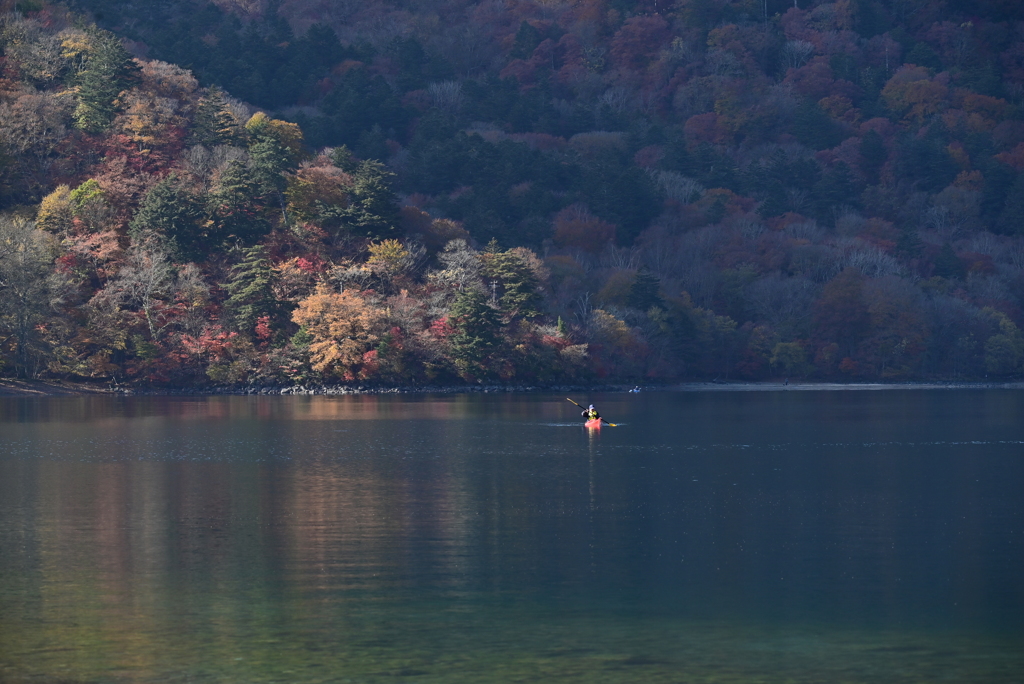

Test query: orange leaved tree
[291,284,386,380]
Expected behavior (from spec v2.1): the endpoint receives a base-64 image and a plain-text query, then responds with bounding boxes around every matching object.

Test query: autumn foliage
[291,285,385,379]
[2,0,1024,386]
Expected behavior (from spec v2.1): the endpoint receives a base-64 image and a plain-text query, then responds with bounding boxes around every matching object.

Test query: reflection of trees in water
[7,390,1024,680]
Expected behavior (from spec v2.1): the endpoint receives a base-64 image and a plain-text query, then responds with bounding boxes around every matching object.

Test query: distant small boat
[585,418,602,429]
[629,386,641,393]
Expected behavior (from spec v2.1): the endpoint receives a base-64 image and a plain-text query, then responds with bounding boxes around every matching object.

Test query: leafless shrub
[573,292,593,328]
[965,271,1012,303]
[653,171,704,204]
[834,211,865,237]
[428,80,464,115]
[560,344,590,366]
[185,145,248,189]
[599,243,641,271]
[328,264,374,292]
[781,40,815,69]
[838,240,903,278]
[965,231,1000,258]
[705,49,744,76]
[790,243,845,282]
[91,238,173,340]
[0,90,72,196]
[786,189,809,215]
[784,220,824,242]
[426,239,483,292]
[599,86,634,114]
[734,216,767,240]
[2,18,67,85]
[1006,240,1024,271]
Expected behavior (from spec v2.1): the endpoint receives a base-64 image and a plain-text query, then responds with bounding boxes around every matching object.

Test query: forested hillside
[1,0,1024,386]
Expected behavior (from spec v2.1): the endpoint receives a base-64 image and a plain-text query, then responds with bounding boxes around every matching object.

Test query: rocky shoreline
[2,378,1022,397]
[0,379,630,397]
[110,383,629,396]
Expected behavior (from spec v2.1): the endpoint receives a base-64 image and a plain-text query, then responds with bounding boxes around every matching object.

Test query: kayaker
[582,404,600,422]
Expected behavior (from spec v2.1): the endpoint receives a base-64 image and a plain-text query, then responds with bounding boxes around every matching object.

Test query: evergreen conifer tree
[480,247,542,320]
[859,130,887,185]
[996,173,1024,236]
[627,269,664,311]
[72,29,141,133]
[224,245,279,335]
[934,243,965,280]
[448,287,501,375]
[510,21,543,59]
[340,160,399,238]
[209,160,270,245]
[130,176,207,261]
[248,137,293,226]
[895,227,924,260]
[812,162,860,224]
[329,145,358,173]
[190,87,242,147]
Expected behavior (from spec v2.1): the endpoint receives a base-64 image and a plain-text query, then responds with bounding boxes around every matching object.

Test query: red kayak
[585,418,602,429]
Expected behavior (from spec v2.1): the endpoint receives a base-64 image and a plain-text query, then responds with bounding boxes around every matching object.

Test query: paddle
[566,398,617,426]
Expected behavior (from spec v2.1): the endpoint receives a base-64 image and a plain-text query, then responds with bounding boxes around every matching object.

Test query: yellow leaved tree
[367,239,412,278]
[244,112,304,156]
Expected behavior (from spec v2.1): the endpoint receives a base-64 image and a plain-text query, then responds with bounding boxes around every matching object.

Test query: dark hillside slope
[1,0,1024,385]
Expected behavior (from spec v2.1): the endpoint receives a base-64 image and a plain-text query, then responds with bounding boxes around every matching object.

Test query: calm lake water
[1,389,1022,683]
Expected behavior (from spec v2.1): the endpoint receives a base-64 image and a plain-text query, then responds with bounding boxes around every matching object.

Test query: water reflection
[0,392,565,424]
[2,391,1023,683]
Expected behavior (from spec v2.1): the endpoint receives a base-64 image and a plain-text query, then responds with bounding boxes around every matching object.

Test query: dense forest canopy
[1,0,1023,385]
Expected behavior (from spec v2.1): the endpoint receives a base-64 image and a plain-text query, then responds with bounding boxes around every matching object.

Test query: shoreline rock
[3,378,1023,397]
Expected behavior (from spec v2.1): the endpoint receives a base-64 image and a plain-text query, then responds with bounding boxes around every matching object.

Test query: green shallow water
[4,608,1021,683]
[1,391,1022,682]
